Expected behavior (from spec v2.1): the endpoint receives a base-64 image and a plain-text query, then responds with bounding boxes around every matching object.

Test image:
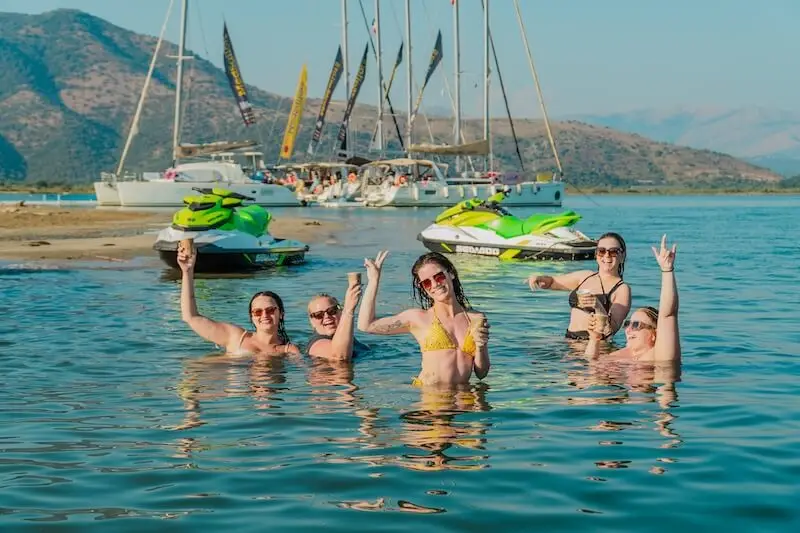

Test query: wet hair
[411,252,471,310]
[308,292,339,307]
[248,290,290,343]
[597,231,627,278]
[640,306,659,325]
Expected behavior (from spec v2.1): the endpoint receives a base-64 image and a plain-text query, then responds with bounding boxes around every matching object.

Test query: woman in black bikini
[527,232,631,340]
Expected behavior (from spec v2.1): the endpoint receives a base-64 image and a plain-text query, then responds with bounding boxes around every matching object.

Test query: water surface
[1,195,799,531]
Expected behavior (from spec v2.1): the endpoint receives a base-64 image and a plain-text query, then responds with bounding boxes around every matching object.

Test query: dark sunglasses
[597,247,623,258]
[309,305,341,320]
[251,306,278,318]
[623,319,655,331]
[419,271,447,291]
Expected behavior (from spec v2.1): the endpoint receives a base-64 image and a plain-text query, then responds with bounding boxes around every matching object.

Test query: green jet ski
[417,189,596,260]
[153,187,309,272]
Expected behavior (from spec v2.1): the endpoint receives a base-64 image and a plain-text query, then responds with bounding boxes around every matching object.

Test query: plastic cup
[594,312,608,333]
[348,272,362,286]
[179,238,194,254]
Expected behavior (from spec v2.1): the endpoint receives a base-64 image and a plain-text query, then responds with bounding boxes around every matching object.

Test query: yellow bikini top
[418,308,476,357]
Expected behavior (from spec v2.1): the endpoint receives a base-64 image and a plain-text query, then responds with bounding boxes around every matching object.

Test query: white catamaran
[93,0,300,207]
[358,0,565,208]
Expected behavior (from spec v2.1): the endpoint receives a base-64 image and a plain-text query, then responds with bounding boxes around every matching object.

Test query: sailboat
[361,0,565,208]
[93,0,300,207]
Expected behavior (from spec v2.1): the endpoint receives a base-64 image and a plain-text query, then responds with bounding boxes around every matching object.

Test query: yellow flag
[280,64,308,160]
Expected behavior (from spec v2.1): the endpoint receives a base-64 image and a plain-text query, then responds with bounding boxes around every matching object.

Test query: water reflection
[172,353,291,432]
[396,384,492,472]
[563,347,684,475]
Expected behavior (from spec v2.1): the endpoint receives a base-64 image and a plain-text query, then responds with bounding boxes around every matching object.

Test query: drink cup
[348,272,362,286]
[593,312,608,335]
[179,238,194,255]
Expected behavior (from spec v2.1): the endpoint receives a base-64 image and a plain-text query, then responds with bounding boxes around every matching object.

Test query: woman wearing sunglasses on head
[177,243,300,355]
[357,251,490,386]
[585,235,680,363]
[306,274,369,361]
[528,232,631,340]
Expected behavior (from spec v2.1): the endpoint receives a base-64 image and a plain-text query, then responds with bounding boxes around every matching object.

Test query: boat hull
[363,181,564,207]
[153,227,309,272]
[417,225,596,261]
[93,181,121,206]
[116,181,301,207]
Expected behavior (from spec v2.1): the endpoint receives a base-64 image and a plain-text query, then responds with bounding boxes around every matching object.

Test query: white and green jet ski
[417,189,596,260]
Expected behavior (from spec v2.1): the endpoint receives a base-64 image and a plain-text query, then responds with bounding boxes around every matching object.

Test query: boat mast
[453,0,461,173]
[483,0,492,171]
[374,0,384,154]
[341,0,351,157]
[404,0,413,150]
[117,0,174,176]
[513,0,562,176]
[171,0,188,166]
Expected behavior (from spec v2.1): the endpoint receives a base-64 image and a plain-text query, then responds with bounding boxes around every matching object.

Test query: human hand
[587,313,605,341]
[343,281,362,315]
[652,234,677,272]
[364,250,389,282]
[527,274,551,291]
[177,240,196,273]
[577,292,597,309]
[472,315,490,348]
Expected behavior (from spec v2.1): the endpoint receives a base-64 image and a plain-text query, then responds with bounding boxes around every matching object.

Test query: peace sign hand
[364,250,389,282]
[652,234,677,272]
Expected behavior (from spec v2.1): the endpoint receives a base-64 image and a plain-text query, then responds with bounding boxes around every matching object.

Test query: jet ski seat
[523,211,582,234]
[236,205,270,237]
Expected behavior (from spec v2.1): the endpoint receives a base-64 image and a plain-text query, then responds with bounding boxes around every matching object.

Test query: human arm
[528,270,593,292]
[584,313,605,359]
[178,243,241,349]
[357,251,413,335]
[470,313,491,379]
[652,235,680,362]
[309,280,362,360]
[604,283,632,337]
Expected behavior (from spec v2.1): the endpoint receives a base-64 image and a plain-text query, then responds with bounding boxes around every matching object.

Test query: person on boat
[177,243,300,355]
[527,232,631,340]
[306,275,369,361]
[585,235,680,364]
[357,251,490,386]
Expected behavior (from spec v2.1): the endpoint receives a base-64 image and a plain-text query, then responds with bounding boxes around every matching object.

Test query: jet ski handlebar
[191,187,255,201]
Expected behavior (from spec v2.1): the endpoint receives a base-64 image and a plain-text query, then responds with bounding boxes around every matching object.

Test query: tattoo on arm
[368,319,406,334]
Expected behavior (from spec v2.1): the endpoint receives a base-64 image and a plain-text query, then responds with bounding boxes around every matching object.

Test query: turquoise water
[2,195,799,531]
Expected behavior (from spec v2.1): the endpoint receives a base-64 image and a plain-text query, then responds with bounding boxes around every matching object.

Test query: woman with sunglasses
[306,275,368,361]
[357,251,490,386]
[177,243,300,355]
[528,232,631,340]
[586,235,680,363]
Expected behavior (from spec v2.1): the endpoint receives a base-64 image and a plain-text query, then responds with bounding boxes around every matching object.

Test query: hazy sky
[3,0,798,118]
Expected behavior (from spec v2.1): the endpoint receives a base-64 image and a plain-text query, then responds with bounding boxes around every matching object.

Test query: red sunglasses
[419,271,447,291]
[251,306,278,318]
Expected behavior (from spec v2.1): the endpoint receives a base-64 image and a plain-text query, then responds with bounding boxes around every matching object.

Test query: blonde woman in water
[357,251,490,386]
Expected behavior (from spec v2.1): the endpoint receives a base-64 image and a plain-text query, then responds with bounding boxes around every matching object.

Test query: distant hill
[0,9,783,187]
[571,106,800,177]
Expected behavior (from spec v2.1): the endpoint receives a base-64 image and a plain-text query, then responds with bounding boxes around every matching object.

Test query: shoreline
[0,204,343,263]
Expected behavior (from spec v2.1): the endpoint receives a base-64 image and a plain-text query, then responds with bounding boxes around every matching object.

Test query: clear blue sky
[3,0,798,118]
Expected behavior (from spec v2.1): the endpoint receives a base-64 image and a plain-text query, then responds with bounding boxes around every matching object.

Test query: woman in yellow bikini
[357,250,490,386]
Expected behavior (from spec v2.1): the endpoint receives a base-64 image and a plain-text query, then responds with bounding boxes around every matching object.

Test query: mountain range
[571,106,800,176]
[0,8,786,188]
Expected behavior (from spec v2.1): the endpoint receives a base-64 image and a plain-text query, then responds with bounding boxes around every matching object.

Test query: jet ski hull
[153,227,309,272]
[417,225,596,261]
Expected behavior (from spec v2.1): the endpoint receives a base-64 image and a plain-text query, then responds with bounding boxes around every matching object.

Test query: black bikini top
[568,272,624,313]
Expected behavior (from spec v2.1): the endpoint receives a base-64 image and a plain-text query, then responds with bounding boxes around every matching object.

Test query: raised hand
[343,282,363,315]
[364,250,389,282]
[651,234,677,272]
[177,241,196,273]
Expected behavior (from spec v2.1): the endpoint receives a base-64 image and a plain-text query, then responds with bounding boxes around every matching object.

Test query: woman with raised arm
[178,242,300,356]
[357,251,490,386]
[528,232,632,340]
[585,235,680,363]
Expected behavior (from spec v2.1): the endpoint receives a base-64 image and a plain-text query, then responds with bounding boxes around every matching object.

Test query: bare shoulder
[467,310,487,322]
[285,343,301,355]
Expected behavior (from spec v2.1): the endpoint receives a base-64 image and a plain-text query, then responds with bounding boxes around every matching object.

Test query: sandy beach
[0,204,342,263]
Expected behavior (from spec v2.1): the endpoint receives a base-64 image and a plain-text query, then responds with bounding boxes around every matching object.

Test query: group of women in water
[176,231,680,387]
